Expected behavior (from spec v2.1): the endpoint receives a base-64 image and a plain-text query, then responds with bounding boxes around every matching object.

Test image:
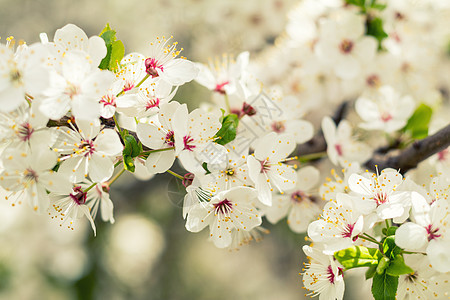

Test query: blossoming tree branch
[0,0,449,299]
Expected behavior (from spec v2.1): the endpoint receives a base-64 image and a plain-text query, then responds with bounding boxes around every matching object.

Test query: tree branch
[364,124,450,174]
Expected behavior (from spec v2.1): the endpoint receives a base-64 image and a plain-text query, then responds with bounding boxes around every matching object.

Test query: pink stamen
[214,81,229,94]
[183,135,196,151]
[145,58,164,78]
[213,199,233,215]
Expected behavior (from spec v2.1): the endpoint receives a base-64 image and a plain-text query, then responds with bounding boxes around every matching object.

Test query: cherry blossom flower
[136,102,179,174]
[0,103,56,152]
[307,194,364,255]
[0,43,50,112]
[322,116,371,167]
[39,51,115,121]
[172,104,222,172]
[144,36,198,89]
[54,119,123,183]
[0,146,70,213]
[397,254,446,300]
[82,181,115,224]
[43,23,107,69]
[48,185,96,235]
[355,86,415,133]
[185,186,262,248]
[314,10,378,80]
[265,166,323,233]
[395,192,450,273]
[302,245,345,300]
[247,132,298,206]
[195,51,249,95]
[347,168,411,222]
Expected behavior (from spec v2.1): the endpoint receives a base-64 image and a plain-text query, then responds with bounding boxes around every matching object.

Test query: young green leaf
[371,272,399,300]
[366,264,377,279]
[98,24,125,71]
[334,246,383,270]
[386,255,414,276]
[403,103,433,139]
[202,162,211,175]
[382,236,402,259]
[376,256,390,275]
[214,113,239,146]
[123,155,135,173]
[366,17,388,50]
[122,134,141,158]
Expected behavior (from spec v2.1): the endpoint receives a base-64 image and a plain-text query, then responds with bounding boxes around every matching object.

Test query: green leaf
[366,17,388,49]
[366,265,377,279]
[202,162,211,174]
[386,226,398,236]
[382,236,402,259]
[98,24,125,71]
[99,23,112,37]
[345,0,366,7]
[334,246,383,270]
[214,113,239,146]
[372,272,399,300]
[376,256,390,275]
[122,134,141,158]
[386,255,414,276]
[123,155,135,173]
[403,103,433,139]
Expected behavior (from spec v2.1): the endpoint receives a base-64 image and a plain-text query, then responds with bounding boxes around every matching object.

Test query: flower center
[24,168,38,183]
[366,74,380,87]
[271,121,286,133]
[326,265,344,284]
[17,122,34,141]
[10,68,22,86]
[426,224,441,241]
[339,39,354,54]
[225,169,235,176]
[165,130,175,147]
[342,223,359,241]
[381,112,392,122]
[214,81,229,94]
[100,94,116,107]
[291,190,306,203]
[70,186,87,205]
[123,80,135,92]
[242,102,257,116]
[213,198,233,215]
[335,144,343,156]
[145,58,164,78]
[260,160,270,173]
[145,97,160,111]
[183,135,196,151]
[373,192,388,205]
[65,83,80,99]
[76,139,95,157]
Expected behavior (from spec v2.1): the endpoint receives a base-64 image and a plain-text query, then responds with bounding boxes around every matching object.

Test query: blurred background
[0,0,368,299]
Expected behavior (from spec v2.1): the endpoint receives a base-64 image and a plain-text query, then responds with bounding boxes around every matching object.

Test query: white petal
[395,222,428,250]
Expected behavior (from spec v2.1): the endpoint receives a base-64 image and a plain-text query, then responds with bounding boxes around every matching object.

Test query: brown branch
[364,124,450,174]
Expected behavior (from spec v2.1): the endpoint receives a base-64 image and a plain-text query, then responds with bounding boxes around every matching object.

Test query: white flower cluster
[303,168,450,299]
[1,0,450,298]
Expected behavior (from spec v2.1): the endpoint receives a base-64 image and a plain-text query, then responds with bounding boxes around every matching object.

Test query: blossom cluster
[1,0,450,298]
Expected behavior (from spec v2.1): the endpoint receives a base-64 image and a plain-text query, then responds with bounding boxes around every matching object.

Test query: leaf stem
[224,93,231,113]
[107,167,126,187]
[83,182,97,193]
[361,233,381,245]
[140,146,175,156]
[166,169,184,180]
